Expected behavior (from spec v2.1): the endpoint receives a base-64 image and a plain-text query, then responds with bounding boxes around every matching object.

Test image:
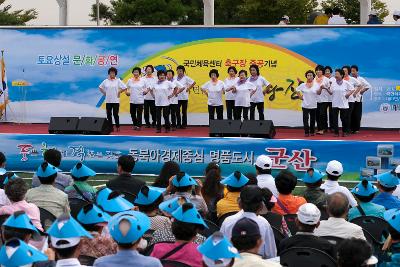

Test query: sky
[4,0,400,25]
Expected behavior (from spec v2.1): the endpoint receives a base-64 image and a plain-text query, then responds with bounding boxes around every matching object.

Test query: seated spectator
[77,203,118,259]
[337,238,378,267]
[372,171,400,210]
[392,165,400,198]
[94,211,162,267]
[0,238,48,266]
[198,231,240,267]
[201,168,224,220]
[231,218,280,267]
[164,172,208,214]
[272,170,306,215]
[245,172,258,185]
[314,192,365,240]
[221,185,277,259]
[348,179,385,221]
[382,209,400,263]
[151,203,206,267]
[302,168,328,210]
[205,162,221,176]
[1,211,41,245]
[26,162,70,218]
[152,160,180,188]
[217,171,249,218]
[106,155,145,197]
[278,203,335,257]
[31,149,73,191]
[321,160,357,207]
[255,155,278,197]
[65,163,97,202]
[96,187,134,215]
[0,172,16,206]
[0,178,43,231]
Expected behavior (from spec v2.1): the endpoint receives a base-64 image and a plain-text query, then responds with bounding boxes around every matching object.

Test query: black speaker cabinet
[240,120,276,138]
[77,117,112,135]
[48,117,79,134]
[209,120,242,137]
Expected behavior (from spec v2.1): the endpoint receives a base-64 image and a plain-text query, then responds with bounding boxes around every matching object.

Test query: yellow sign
[12,80,32,87]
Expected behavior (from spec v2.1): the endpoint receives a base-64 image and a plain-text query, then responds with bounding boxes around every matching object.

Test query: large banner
[0,27,399,127]
[2,133,399,180]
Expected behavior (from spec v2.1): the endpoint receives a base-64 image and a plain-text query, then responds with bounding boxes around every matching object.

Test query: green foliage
[0,0,37,25]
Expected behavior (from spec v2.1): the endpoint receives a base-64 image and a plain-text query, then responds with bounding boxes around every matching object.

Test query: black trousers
[332,107,349,134]
[178,100,188,127]
[226,100,235,120]
[250,102,264,120]
[347,102,355,134]
[317,102,330,132]
[351,101,363,132]
[170,104,179,128]
[156,106,170,130]
[234,106,249,120]
[130,103,143,127]
[144,99,156,126]
[328,102,334,130]
[302,108,316,134]
[208,105,223,122]
[106,103,120,128]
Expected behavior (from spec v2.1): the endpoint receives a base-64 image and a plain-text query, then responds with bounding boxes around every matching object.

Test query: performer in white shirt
[224,66,239,120]
[314,65,331,135]
[166,69,183,131]
[228,70,256,120]
[324,66,336,132]
[201,69,225,122]
[247,64,272,120]
[143,65,157,128]
[350,65,371,134]
[126,67,148,131]
[176,65,196,129]
[342,66,361,135]
[328,7,347,25]
[98,67,127,132]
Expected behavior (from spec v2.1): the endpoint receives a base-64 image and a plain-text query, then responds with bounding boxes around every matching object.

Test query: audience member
[302,168,327,210]
[153,161,180,188]
[328,7,347,25]
[337,238,377,267]
[65,163,97,202]
[367,10,382,24]
[96,187,134,214]
[313,8,333,24]
[255,155,278,197]
[383,209,400,264]
[1,211,40,245]
[0,238,48,266]
[0,172,15,206]
[201,168,224,219]
[392,165,400,197]
[372,170,400,210]
[278,15,290,25]
[394,11,400,24]
[205,162,221,176]
[245,172,258,185]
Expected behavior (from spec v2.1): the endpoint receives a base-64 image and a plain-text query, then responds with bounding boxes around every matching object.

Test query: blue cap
[70,163,96,180]
[77,204,111,225]
[198,232,240,262]
[171,202,208,228]
[108,211,150,244]
[172,172,197,187]
[220,171,249,188]
[351,180,378,196]
[3,172,19,186]
[36,162,61,178]
[384,209,400,233]
[47,214,92,239]
[96,188,134,213]
[0,168,6,175]
[159,196,189,215]
[3,211,39,233]
[134,186,165,206]
[302,168,325,184]
[0,238,47,266]
[376,171,399,188]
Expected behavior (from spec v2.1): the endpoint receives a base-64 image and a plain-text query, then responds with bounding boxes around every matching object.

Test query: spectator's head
[171,203,207,241]
[385,209,400,241]
[332,7,341,15]
[205,162,221,176]
[394,11,400,21]
[221,171,249,192]
[337,238,377,267]
[231,218,262,253]
[296,203,321,233]
[198,232,239,267]
[324,66,333,77]
[171,172,197,193]
[239,185,264,214]
[70,162,96,182]
[376,171,399,193]
[325,7,333,16]
[303,168,325,188]
[96,188,134,214]
[209,69,219,80]
[159,196,189,217]
[327,192,349,218]
[280,15,290,24]
[134,185,164,214]
[351,179,378,203]
[77,203,111,233]
[36,162,59,185]
[43,149,62,167]
[153,161,180,188]
[5,178,28,203]
[275,170,297,195]
[1,211,39,243]
[117,155,135,174]
[255,155,273,175]
[326,160,343,181]
[0,152,6,168]
[261,187,277,211]
[1,172,19,189]
[244,172,258,185]
[202,168,223,200]
[0,239,47,266]
[369,9,378,18]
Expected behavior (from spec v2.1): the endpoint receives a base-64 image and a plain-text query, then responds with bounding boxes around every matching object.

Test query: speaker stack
[48,117,111,135]
[209,120,276,139]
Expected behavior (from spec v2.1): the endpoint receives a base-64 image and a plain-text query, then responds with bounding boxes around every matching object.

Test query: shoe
[181,126,187,129]
[304,134,310,137]
[352,131,359,134]
[310,133,315,136]
[152,124,156,128]
[156,129,161,133]
[145,125,151,128]
[165,129,170,133]
[171,127,176,131]
[116,127,120,132]
[137,127,141,131]
[316,130,324,135]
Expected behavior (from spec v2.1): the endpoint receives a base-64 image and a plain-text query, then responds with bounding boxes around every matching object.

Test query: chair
[217,211,237,226]
[280,247,337,267]
[321,236,344,247]
[319,207,329,221]
[78,255,96,266]
[200,219,220,238]
[262,212,284,230]
[69,198,91,218]
[283,214,298,235]
[38,207,57,231]
[350,216,389,245]
[272,226,286,248]
[160,259,192,267]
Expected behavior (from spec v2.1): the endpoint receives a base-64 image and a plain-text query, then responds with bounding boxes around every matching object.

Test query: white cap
[369,9,378,16]
[50,236,81,249]
[395,165,400,174]
[394,11,400,16]
[282,15,290,21]
[364,255,378,265]
[326,160,343,176]
[297,203,321,225]
[255,155,273,170]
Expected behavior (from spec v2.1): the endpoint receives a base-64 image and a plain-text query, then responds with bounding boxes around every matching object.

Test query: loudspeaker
[77,117,111,135]
[48,117,79,134]
[209,120,242,137]
[240,120,276,138]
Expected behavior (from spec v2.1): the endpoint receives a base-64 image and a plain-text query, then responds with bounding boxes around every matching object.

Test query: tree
[321,0,388,24]
[89,2,113,25]
[0,0,37,25]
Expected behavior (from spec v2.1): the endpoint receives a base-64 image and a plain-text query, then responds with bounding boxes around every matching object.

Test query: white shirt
[296,82,319,109]
[320,180,357,207]
[98,78,127,104]
[315,76,332,103]
[352,76,371,102]
[168,78,183,105]
[234,80,256,107]
[152,80,175,107]
[248,76,270,103]
[257,174,278,197]
[330,80,354,109]
[344,76,361,103]
[393,186,400,198]
[224,77,239,101]
[126,78,146,104]
[176,75,195,101]
[201,80,225,106]
[220,210,277,259]
[56,258,87,267]
[328,15,347,25]
[314,217,366,240]
[143,75,158,101]
[232,252,281,267]
[0,189,11,207]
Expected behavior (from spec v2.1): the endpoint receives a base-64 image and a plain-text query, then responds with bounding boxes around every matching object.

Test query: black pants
[302,108,316,134]
[156,106,170,130]
[250,102,264,120]
[226,100,235,120]
[178,100,188,127]
[328,102,334,130]
[351,101,362,132]
[208,105,223,122]
[234,106,249,120]
[347,102,355,134]
[170,104,179,128]
[106,103,120,128]
[318,102,330,132]
[144,100,156,126]
[332,108,349,135]
[130,103,143,127]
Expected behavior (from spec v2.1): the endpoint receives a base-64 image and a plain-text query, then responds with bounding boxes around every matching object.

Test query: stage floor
[0,123,398,141]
